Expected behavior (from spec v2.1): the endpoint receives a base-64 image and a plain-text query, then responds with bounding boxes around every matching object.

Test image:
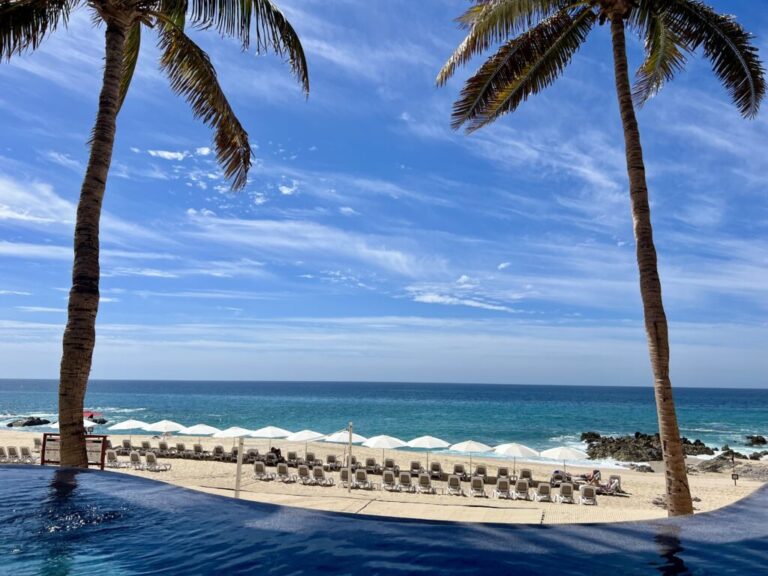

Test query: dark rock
[718,445,750,460]
[89,417,108,425]
[746,435,767,446]
[582,431,713,462]
[6,416,50,427]
[697,459,730,473]
[580,431,601,443]
[748,451,768,461]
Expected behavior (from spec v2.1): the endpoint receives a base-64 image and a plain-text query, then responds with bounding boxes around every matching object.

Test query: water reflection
[653,524,690,575]
[40,468,81,576]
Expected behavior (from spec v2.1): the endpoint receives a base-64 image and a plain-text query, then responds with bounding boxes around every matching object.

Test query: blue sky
[0,0,766,386]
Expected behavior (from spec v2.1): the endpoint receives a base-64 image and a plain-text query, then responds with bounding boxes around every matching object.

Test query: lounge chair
[119,439,132,455]
[245,449,259,464]
[417,473,437,494]
[497,466,511,480]
[155,441,169,457]
[493,478,512,499]
[348,455,360,470]
[579,484,598,505]
[129,451,144,470]
[106,450,128,468]
[556,483,575,504]
[605,474,623,494]
[410,461,423,476]
[145,452,171,472]
[0,447,8,463]
[230,446,240,463]
[140,440,151,454]
[192,443,206,459]
[550,471,569,487]
[353,469,375,490]
[429,462,443,480]
[398,471,416,493]
[20,446,35,463]
[286,451,299,467]
[313,466,335,486]
[276,462,296,482]
[365,458,381,474]
[175,443,189,458]
[254,461,276,481]
[382,470,398,491]
[325,454,341,471]
[519,468,533,482]
[297,465,313,485]
[384,458,398,474]
[7,446,20,463]
[535,483,552,502]
[513,479,530,500]
[338,468,351,488]
[212,445,226,461]
[447,475,464,496]
[470,476,487,498]
[305,452,319,467]
[474,464,487,479]
[453,463,469,481]
[264,452,279,467]
[33,438,42,453]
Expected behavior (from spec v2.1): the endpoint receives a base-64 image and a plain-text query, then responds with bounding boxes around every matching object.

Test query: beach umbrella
[213,427,253,438]
[323,430,367,444]
[250,426,292,450]
[49,420,97,431]
[285,429,326,457]
[406,435,450,468]
[450,440,492,472]
[108,419,150,431]
[363,435,406,461]
[181,423,221,444]
[540,446,589,472]
[146,420,186,436]
[494,443,539,476]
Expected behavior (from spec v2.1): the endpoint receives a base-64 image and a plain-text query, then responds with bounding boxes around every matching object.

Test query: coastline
[2,429,763,525]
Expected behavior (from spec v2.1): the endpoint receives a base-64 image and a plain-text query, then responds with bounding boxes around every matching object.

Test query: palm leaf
[452,6,595,132]
[117,20,142,114]
[662,0,765,118]
[437,0,574,86]
[631,6,689,106]
[0,0,79,60]
[186,0,308,94]
[157,18,251,190]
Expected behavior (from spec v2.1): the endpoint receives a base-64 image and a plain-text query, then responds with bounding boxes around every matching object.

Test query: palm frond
[117,20,142,113]
[437,0,573,86]
[631,6,689,106]
[157,18,251,190]
[0,0,79,60]
[452,6,595,132]
[186,0,308,94]
[662,0,765,118]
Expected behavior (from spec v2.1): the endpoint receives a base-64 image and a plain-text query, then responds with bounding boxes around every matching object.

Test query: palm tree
[1,0,309,467]
[438,0,764,516]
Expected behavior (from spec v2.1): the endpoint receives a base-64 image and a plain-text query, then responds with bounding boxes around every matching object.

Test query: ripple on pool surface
[1,465,766,575]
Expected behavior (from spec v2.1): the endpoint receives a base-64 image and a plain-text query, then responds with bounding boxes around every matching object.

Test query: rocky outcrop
[5,416,50,427]
[88,417,108,425]
[582,432,715,462]
[746,435,766,446]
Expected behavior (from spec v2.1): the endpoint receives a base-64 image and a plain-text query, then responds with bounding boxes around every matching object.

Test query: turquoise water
[1,380,767,457]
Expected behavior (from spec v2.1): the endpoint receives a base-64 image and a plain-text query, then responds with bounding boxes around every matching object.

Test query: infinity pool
[1,465,765,575]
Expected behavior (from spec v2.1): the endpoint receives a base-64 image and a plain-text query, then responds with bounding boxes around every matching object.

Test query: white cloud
[411,291,514,313]
[278,180,299,195]
[0,290,31,296]
[104,267,179,279]
[498,262,511,270]
[15,306,65,313]
[339,206,359,216]
[195,147,212,156]
[148,150,188,161]
[0,241,71,259]
[45,151,81,171]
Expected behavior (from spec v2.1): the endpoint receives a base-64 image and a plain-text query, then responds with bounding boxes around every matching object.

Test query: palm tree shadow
[652,525,689,575]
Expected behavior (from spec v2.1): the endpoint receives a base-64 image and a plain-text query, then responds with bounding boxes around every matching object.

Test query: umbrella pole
[427,450,430,469]
[347,422,353,494]
[235,437,244,499]
[513,457,516,477]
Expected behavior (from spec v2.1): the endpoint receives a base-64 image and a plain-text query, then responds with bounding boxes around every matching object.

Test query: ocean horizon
[2,379,766,461]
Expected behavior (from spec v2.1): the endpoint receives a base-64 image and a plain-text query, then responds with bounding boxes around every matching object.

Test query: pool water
[1,466,766,575]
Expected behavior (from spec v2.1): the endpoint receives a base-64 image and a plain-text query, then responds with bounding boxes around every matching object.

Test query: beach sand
[2,429,763,525]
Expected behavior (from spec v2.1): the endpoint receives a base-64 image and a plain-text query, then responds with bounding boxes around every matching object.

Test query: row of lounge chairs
[107,450,171,472]
[0,446,36,464]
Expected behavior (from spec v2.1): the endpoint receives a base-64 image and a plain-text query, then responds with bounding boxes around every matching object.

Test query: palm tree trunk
[609,15,693,516]
[59,19,127,467]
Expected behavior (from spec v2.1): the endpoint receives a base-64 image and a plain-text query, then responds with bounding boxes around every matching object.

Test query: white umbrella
[213,426,253,438]
[449,440,492,471]
[406,435,450,467]
[108,419,150,431]
[363,435,406,461]
[323,430,367,444]
[181,423,221,444]
[48,420,97,431]
[146,420,186,435]
[494,443,539,476]
[285,429,326,457]
[250,426,292,450]
[540,446,589,472]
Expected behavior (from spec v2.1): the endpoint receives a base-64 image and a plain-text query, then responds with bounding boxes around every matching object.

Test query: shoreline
[2,429,764,525]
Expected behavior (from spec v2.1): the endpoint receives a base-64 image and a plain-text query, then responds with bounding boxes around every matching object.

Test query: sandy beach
[1,429,763,525]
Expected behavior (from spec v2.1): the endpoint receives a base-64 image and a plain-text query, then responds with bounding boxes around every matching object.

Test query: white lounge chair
[365,458,381,474]
[447,474,464,496]
[398,471,416,493]
[429,462,443,480]
[254,461,276,481]
[7,446,21,463]
[338,468,351,488]
[297,464,313,485]
[145,452,171,472]
[534,483,552,502]
[0,447,8,463]
[276,463,296,482]
[33,438,42,453]
[470,476,487,498]
[325,454,341,471]
[556,483,575,504]
[129,451,144,470]
[382,470,398,491]
[579,484,598,505]
[410,461,423,476]
[212,445,226,461]
[313,466,335,486]
[513,479,530,500]
[519,468,533,482]
[417,473,437,494]
[20,446,35,464]
[453,463,469,480]
[474,464,487,479]
[493,477,512,499]
[353,469,375,490]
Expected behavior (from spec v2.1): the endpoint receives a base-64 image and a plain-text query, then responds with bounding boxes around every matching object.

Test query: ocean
[1,380,766,460]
